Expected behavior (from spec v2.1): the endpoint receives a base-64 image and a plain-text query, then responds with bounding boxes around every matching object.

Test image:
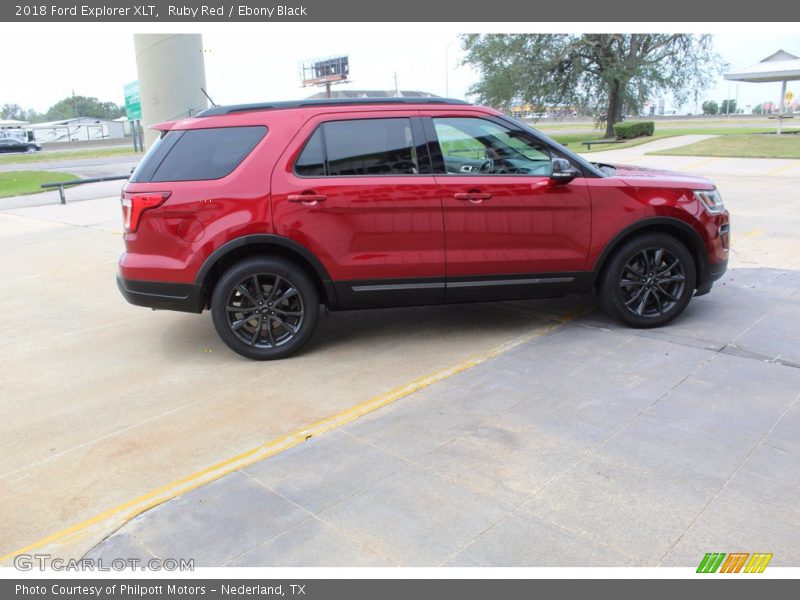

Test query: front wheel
[211,257,319,360]
[598,233,696,328]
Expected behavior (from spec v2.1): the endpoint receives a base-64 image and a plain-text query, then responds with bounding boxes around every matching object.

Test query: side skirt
[332,273,593,310]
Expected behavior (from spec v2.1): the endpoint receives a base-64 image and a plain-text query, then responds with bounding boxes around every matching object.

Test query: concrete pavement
[0,197,581,562]
[85,267,800,566]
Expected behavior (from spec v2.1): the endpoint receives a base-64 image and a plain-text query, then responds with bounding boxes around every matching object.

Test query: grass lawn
[647,134,800,159]
[548,126,793,153]
[0,146,138,166]
[0,171,79,198]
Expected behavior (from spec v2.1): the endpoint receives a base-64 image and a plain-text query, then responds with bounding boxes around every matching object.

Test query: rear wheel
[211,257,319,360]
[598,233,696,328]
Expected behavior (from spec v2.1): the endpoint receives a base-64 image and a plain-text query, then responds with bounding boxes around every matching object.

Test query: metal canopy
[724,50,800,134]
[724,50,800,83]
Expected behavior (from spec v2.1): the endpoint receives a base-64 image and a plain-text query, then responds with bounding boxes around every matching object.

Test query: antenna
[201,87,217,107]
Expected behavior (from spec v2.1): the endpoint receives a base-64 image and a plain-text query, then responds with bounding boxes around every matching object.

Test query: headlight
[694,189,725,214]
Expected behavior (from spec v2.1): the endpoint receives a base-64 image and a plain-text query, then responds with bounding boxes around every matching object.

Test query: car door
[271,112,446,309]
[421,112,592,302]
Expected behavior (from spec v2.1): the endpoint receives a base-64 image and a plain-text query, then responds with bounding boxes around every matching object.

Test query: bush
[613,121,655,140]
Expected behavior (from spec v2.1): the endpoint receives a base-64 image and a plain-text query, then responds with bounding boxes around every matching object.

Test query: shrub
[613,121,655,140]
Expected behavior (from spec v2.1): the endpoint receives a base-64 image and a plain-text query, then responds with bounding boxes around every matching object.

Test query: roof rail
[196,97,470,117]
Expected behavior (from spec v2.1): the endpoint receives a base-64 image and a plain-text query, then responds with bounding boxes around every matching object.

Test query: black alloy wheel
[599,233,697,328]
[211,257,319,360]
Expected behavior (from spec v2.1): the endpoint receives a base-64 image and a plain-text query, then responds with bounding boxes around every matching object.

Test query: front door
[423,114,592,301]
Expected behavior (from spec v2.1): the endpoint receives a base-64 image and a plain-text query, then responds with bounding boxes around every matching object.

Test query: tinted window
[294,128,325,176]
[132,126,266,183]
[324,118,419,176]
[129,131,173,182]
[433,117,552,176]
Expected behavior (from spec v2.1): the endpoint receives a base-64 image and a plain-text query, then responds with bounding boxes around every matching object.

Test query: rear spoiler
[150,120,178,132]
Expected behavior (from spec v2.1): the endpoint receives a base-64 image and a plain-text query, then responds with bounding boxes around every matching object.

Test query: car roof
[196,97,470,117]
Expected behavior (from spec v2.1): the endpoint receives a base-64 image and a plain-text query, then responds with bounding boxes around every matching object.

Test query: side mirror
[550,158,579,184]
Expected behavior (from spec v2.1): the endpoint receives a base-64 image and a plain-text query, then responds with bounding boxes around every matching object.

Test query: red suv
[117,98,729,359]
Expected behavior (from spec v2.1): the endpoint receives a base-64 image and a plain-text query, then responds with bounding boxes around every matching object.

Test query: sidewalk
[580,135,800,179]
[87,267,800,567]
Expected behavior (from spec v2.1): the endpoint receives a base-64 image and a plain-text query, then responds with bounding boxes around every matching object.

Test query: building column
[133,34,208,147]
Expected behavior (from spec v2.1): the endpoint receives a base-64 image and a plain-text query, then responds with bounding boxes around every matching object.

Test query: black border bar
[4,1,799,22]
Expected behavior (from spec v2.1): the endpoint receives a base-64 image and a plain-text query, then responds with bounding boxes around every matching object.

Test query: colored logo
[697,552,773,573]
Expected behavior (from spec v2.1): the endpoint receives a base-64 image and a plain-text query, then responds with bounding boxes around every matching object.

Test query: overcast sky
[3,31,798,115]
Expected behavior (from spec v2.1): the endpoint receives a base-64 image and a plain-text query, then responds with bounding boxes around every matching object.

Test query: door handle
[454,192,492,202]
[288,193,327,204]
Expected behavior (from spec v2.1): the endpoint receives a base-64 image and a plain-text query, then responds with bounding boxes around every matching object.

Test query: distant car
[0,138,41,153]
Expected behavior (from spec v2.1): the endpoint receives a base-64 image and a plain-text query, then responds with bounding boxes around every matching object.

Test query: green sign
[124,81,142,121]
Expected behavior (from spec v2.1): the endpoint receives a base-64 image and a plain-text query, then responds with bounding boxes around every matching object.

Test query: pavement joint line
[0,309,583,565]
[449,321,737,567]
[656,387,800,566]
[235,468,403,567]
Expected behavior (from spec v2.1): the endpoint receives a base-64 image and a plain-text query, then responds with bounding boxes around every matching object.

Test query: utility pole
[71,89,79,118]
[393,72,399,96]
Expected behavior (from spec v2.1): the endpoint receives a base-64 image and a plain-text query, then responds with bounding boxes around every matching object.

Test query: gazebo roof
[724,50,800,83]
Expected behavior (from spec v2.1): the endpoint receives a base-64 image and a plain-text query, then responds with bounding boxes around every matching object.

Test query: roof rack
[197,97,470,117]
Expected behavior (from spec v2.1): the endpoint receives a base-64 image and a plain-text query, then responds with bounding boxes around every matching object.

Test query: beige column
[133,34,208,147]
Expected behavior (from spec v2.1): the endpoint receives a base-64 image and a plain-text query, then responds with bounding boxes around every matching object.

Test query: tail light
[121,192,171,233]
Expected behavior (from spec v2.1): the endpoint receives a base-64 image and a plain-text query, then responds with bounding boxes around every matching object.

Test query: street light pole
[778,80,787,135]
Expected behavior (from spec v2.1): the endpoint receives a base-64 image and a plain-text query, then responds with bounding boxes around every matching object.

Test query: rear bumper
[116,275,204,313]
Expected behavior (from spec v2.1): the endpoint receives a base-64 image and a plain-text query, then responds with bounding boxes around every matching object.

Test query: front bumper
[116,275,204,313]
[695,258,728,296]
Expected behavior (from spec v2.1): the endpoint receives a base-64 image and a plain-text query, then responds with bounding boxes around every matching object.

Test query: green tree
[1,103,26,120]
[751,104,763,114]
[701,100,719,115]
[461,34,721,138]
[44,95,126,121]
[24,108,45,123]
[720,99,737,115]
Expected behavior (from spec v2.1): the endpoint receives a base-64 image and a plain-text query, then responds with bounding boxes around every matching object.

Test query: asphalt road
[0,155,141,210]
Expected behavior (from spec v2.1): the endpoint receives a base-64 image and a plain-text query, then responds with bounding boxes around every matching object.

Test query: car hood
[605,163,715,189]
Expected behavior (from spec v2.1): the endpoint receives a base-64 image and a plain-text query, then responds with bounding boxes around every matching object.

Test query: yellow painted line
[765,160,800,176]
[680,157,723,171]
[0,310,582,563]
[738,228,764,240]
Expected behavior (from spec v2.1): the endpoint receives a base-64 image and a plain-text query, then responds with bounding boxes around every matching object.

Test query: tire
[598,233,696,328]
[211,256,319,360]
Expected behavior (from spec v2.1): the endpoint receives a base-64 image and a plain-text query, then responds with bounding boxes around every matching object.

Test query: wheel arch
[195,235,338,309]
[591,217,710,290]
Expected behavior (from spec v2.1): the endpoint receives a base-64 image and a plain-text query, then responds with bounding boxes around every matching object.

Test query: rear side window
[294,128,325,177]
[130,126,267,183]
[294,118,428,177]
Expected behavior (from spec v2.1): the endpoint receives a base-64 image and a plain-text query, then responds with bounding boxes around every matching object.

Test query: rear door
[271,112,446,309]
[422,112,592,301]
